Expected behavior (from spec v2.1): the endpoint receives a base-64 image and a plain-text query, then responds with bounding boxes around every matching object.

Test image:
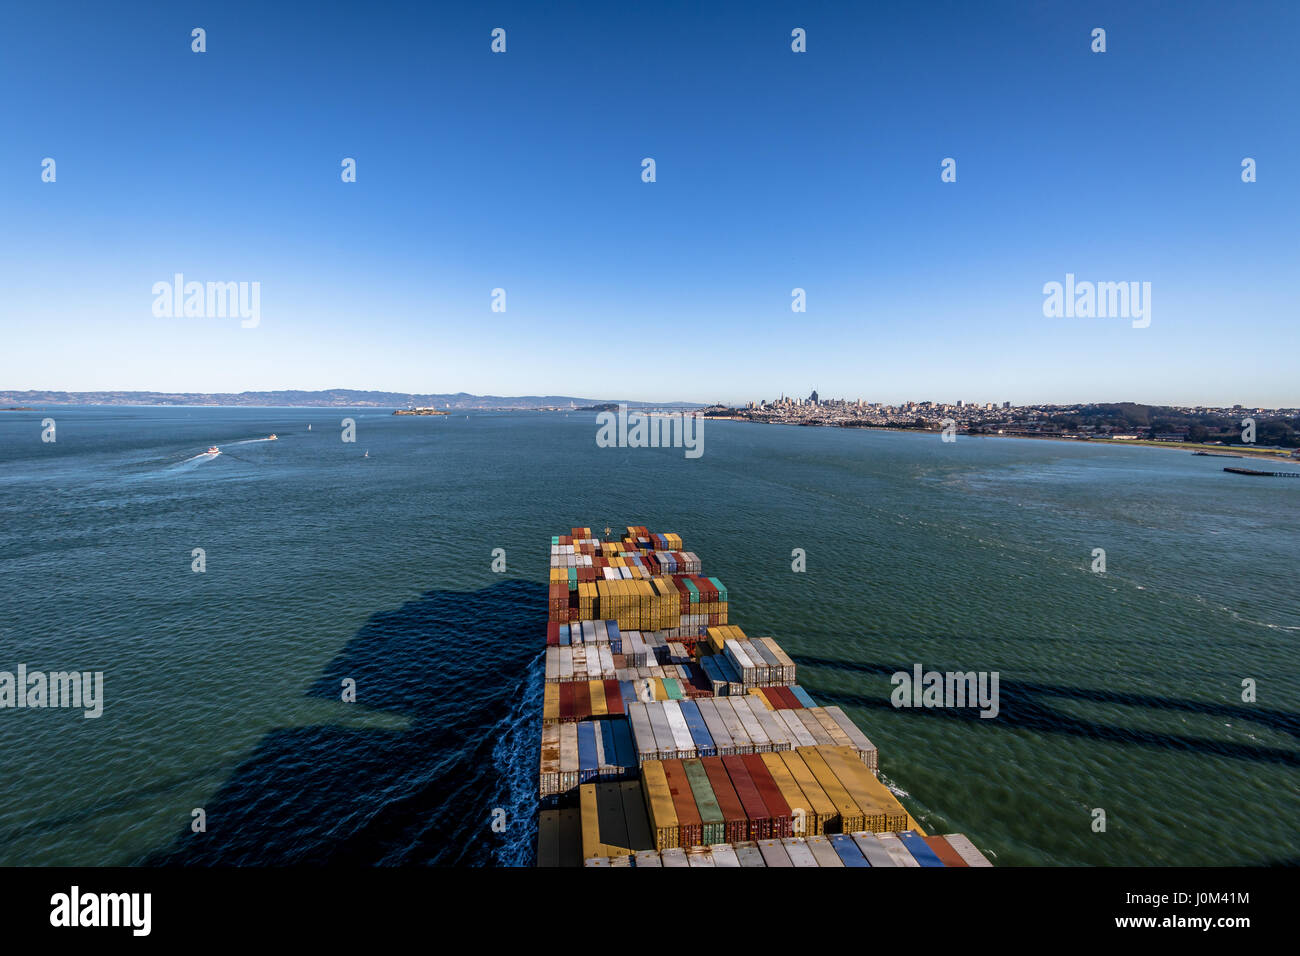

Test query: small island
[393,407,450,416]
[1,406,38,411]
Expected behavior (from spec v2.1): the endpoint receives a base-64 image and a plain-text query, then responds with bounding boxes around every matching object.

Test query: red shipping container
[772,686,801,710]
[742,754,793,839]
[546,622,560,647]
[679,587,692,614]
[661,760,704,848]
[573,681,592,721]
[722,755,772,841]
[558,682,574,722]
[603,679,624,715]
[926,836,969,867]
[701,757,748,844]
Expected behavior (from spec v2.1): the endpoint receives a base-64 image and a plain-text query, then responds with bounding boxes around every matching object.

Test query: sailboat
[307,424,312,431]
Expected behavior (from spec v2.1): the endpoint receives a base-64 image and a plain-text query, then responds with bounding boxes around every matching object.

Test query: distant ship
[267,434,278,441]
[206,446,220,456]
[363,451,369,458]
[307,424,312,431]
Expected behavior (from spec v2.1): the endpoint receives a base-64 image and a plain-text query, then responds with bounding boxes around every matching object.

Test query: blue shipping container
[610,717,636,770]
[898,831,945,867]
[677,700,717,757]
[789,686,816,708]
[577,721,600,783]
[829,833,871,867]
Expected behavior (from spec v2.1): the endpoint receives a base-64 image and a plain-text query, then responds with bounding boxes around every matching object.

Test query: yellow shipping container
[759,752,821,836]
[776,750,837,835]
[543,684,559,724]
[641,761,679,851]
[796,746,866,833]
[818,746,910,833]
[589,680,607,716]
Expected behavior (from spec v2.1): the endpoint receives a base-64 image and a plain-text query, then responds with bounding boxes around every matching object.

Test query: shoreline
[705,417,1298,461]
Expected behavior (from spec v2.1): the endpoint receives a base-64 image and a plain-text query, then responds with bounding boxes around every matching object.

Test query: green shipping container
[681,759,727,846]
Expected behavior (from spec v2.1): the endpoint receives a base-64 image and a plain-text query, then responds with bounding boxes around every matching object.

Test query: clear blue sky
[2,0,1296,406]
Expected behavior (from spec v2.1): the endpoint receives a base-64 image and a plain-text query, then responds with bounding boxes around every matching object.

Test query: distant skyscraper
[809,389,819,405]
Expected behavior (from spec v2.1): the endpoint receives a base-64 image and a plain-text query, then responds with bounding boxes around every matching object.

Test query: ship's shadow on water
[142,579,545,867]
[795,654,1300,767]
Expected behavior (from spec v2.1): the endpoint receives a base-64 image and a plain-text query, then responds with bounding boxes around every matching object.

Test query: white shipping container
[757,839,793,867]
[851,832,897,867]
[724,640,758,684]
[733,842,766,868]
[752,704,793,752]
[740,641,774,684]
[781,837,819,868]
[716,698,752,753]
[942,833,994,867]
[730,697,772,753]
[559,722,580,793]
[661,700,698,759]
[776,709,818,748]
[795,708,835,745]
[875,832,920,867]
[806,834,844,867]
[708,843,741,867]
[685,847,715,867]
[648,702,679,759]
[539,723,561,796]
[821,706,879,771]
[810,708,853,748]
[695,699,736,755]
[627,703,659,764]
[757,637,797,684]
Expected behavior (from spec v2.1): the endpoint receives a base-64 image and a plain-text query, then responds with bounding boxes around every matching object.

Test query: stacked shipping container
[536,526,989,868]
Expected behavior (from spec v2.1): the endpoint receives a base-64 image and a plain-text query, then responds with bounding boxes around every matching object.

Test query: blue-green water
[1,407,1297,865]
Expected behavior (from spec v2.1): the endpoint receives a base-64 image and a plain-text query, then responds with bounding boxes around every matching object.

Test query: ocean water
[0,406,1297,866]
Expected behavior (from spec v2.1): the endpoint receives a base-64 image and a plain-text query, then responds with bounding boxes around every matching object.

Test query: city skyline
[3,1,1297,406]
[3,385,1297,414]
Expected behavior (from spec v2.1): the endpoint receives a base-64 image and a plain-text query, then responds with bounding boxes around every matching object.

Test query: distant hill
[0,389,702,410]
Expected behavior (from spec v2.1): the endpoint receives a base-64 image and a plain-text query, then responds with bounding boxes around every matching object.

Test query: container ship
[537,526,993,867]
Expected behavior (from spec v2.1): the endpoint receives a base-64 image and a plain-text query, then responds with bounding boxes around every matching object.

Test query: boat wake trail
[169,452,218,470]
[488,652,543,867]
